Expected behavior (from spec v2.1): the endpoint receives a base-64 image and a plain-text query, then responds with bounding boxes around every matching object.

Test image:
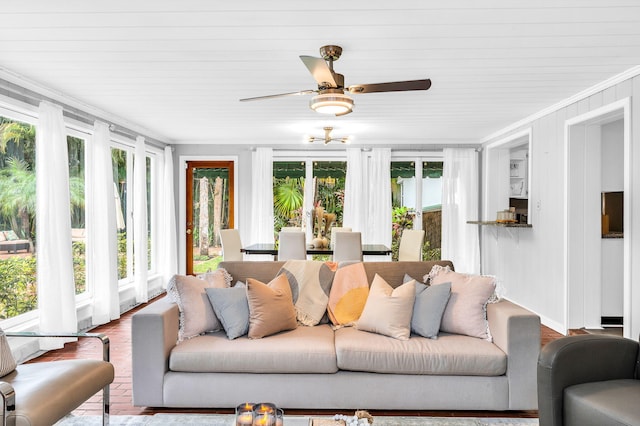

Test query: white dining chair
[330,227,352,248]
[280,226,302,232]
[398,229,425,261]
[277,231,307,261]
[219,229,243,261]
[333,231,362,262]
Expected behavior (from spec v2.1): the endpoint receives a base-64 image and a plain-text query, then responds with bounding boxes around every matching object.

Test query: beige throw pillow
[356,274,416,340]
[247,274,297,339]
[167,270,232,342]
[426,265,497,341]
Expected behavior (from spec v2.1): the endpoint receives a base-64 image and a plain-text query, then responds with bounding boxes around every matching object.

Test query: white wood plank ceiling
[1,1,639,146]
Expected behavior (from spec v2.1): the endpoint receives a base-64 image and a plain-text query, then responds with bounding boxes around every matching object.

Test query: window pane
[391,161,418,260]
[312,161,345,238]
[422,161,443,260]
[0,115,37,319]
[68,135,86,295]
[112,147,128,280]
[273,161,305,238]
[146,156,152,271]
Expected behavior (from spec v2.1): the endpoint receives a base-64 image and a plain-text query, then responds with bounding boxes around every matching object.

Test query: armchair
[537,333,640,426]
[0,332,114,426]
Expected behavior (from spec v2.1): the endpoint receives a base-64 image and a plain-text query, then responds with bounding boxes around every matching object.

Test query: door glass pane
[0,115,37,319]
[68,135,86,295]
[422,161,443,260]
[191,166,230,274]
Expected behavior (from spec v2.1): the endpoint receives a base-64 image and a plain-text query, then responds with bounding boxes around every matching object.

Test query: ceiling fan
[239,45,432,116]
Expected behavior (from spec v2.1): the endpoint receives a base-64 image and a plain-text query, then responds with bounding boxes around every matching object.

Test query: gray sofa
[132,261,541,411]
[537,334,640,426]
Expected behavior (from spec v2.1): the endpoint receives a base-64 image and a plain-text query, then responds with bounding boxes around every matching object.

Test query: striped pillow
[0,328,17,377]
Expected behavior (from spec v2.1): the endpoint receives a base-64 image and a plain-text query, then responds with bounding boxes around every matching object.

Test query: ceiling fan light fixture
[309,92,354,115]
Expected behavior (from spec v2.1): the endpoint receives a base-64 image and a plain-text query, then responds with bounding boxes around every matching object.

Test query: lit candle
[236,402,255,426]
[253,411,274,426]
[236,412,253,426]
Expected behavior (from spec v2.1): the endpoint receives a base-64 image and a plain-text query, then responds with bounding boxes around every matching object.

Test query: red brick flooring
[28,295,564,418]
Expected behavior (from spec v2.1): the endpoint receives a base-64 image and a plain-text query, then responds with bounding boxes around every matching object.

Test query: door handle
[186,229,192,235]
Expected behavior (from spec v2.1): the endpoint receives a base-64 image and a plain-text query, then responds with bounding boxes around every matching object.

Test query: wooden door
[185,161,234,275]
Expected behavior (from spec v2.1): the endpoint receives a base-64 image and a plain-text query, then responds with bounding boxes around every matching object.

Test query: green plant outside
[193,256,222,274]
[0,256,36,319]
[391,205,441,261]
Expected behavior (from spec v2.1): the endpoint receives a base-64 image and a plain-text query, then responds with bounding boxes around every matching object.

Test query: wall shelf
[467,221,532,228]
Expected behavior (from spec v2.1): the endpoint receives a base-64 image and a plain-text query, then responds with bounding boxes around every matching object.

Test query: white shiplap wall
[480,73,640,337]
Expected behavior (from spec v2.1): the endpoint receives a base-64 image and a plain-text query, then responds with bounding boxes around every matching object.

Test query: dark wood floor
[29,296,564,418]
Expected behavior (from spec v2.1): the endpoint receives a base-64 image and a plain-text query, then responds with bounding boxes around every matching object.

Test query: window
[0,113,37,319]
[112,144,158,283]
[390,160,443,260]
[273,162,305,237]
[68,134,87,296]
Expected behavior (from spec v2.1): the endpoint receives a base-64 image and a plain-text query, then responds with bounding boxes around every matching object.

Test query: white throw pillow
[167,269,232,342]
[425,265,497,341]
[357,274,416,340]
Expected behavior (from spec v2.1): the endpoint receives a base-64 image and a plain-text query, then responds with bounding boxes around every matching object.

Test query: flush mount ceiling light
[306,127,352,145]
[309,89,354,116]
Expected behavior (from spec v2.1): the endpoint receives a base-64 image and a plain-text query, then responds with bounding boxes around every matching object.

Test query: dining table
[241,243,392,256]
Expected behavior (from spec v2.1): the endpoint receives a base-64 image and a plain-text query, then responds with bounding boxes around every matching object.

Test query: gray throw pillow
[206,282,249,340]
[411,281,451,339]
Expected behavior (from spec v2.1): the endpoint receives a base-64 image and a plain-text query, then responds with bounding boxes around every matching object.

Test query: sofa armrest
[131,296,179,407]
[537,334,638,426]
[487,300,541,410]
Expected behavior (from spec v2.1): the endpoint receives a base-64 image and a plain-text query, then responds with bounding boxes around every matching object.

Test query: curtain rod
[0,78,167,149]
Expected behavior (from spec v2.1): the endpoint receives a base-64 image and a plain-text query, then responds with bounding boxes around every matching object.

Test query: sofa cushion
[335,327,506,376]
[564,379,640,426]
[205,282,249,340]
[167,272,232,341]
[411,281,451,339]
[169,324,338,373]
[356,274,415,340]
[426,265,497,341]
[247,274,297,339]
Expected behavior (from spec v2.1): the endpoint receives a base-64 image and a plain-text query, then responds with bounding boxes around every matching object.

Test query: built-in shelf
[602,232,623,239]
[467,221,532,228]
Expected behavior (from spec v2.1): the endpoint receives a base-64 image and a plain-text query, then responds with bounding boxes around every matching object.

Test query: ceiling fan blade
[239,90,316,102]
[346,78,432,94]
[300,55,337,88]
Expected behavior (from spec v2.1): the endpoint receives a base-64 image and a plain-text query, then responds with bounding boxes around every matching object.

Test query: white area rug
[56,413,539,425]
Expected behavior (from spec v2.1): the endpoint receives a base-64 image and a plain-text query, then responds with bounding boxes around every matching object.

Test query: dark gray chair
[537,333,640,426]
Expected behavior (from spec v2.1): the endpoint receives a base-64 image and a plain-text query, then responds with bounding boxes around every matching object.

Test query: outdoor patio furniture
[0,231,30,254]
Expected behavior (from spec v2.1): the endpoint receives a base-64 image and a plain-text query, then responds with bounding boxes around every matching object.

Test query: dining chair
[277,231,307,261]
[398,229,425,261]
[330,227,352,248]
[219,229,243,261]
[280,226,302,232]
[333,231,362,262]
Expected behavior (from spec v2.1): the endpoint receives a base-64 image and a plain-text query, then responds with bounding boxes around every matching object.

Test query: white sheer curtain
[159,146,178,286]
[250,147,274,245]
[133,136,148,303]
[366,148,392,248]
[441,148,480,273]
[343,148,366,232]
[87,121,120,325]
[36,101,77,348]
